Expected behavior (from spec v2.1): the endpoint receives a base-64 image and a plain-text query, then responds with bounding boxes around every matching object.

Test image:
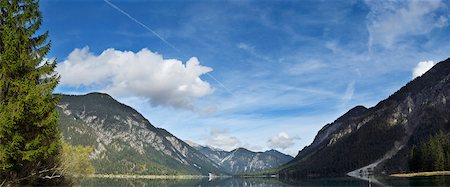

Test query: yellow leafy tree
[59,141,95,179]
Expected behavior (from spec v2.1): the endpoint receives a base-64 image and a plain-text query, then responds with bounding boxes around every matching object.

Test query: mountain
[280,58,450,179]
[187,142,293,174]
[57,93,226,175]
[291,105,368,162]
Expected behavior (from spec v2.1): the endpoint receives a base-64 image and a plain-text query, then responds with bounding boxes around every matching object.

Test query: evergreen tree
[409,131,450,172]
[0,0,61,185]
[431,138,445,171]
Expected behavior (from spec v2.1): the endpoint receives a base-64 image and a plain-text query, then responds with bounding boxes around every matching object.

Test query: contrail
[206,73,234,96]
[103,0,182,55]
[103,0,233,96]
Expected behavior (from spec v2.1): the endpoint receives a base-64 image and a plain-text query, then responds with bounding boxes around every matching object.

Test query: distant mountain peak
[190,144,293,174]
[265,149,283,154]
[184,140,225,151]
[233,147,252,152]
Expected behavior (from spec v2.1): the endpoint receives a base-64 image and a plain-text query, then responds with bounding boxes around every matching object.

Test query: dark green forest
[410,131,450,172]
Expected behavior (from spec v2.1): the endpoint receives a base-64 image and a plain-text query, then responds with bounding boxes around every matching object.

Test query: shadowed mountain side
[281,58,450,178]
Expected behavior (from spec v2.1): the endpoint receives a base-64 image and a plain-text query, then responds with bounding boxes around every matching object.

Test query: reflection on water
[79,175,450,187]
[378,175,450,187]
[79,177,286,187]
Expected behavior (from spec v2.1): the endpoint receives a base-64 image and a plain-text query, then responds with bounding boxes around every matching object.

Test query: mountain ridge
[280,57,450,178]
[57,93,227,176]
[187,142,293,174]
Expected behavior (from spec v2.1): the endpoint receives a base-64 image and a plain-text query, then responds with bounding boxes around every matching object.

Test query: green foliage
[59,141,95,178]
[0,0,61,185]
[410,131,450,172]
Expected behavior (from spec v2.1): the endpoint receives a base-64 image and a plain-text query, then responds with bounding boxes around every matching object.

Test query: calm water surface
[79,175,450,186]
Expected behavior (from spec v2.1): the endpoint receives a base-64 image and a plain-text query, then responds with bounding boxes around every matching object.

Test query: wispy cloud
[365,0,448,49]
[237,42,273,62]
[341,81,355,105]
[103,0,183,55]
[285,59,328,76]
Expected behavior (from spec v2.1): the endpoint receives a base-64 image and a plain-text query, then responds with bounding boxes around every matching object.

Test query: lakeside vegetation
[87,174,209,180]
[409,131,450,172]
[237,167,281,177]
[390,171,450,177]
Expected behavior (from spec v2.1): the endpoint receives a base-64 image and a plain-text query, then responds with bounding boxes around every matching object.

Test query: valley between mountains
[57,58,450,179]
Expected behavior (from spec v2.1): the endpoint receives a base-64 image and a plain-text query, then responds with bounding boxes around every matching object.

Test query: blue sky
[41,0,450,156]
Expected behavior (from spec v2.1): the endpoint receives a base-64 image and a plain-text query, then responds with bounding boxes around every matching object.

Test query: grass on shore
[390,171,450,177]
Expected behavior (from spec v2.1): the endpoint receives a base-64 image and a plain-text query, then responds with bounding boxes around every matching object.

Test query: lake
[78,175,450,186]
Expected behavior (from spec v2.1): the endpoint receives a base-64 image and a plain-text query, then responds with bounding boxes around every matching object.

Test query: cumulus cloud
[206,128,241,151]
[267,132,300,150]
[412,61,435,79]
[365,0,448,49]
[56,47,214,109]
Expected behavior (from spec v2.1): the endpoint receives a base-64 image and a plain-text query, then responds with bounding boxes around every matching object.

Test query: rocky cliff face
[57,93,225,175]
[281,58,450,178]
[188,142,293,174]
[290,105,368,163]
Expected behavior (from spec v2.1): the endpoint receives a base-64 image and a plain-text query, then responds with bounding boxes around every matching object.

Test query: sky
[40,0,450,156]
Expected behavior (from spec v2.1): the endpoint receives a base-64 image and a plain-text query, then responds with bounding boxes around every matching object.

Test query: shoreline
[86,174,209,179]
[390,171,450,177]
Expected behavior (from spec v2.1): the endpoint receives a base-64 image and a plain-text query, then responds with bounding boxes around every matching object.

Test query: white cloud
[267,132,300,150]
[365,0,447,49]
[412,60,435,79]
[206,128,241,151]
[56,47,213,109]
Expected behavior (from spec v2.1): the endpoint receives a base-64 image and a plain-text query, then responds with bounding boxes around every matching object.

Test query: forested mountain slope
[57,93,226,175]
[281,58,450,178]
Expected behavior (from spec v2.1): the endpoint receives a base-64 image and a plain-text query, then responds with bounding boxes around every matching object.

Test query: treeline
[410,131,450,172]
